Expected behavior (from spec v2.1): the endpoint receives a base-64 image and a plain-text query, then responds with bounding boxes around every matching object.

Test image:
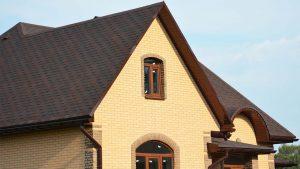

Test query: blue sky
[1,0,299,147]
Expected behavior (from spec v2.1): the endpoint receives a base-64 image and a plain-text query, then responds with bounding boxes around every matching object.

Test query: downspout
[208,151,228,169]
[80,125,102,169]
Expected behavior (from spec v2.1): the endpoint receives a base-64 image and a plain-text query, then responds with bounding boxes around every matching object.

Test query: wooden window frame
[144,63,164,100]
[136,140,174,169]
[136,154,174,169]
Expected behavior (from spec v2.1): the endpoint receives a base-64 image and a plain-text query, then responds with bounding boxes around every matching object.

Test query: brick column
[203,131,213,168]
[268,153,275,169]
[252,156,259,169]
[83,124,102,169]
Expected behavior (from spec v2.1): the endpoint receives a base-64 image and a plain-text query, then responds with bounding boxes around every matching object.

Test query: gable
[93,17,220,131]
[92,17,219,168]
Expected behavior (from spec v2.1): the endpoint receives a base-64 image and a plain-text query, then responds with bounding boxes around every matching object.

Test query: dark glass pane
[136,156,146,169]
[148,158,159,169]
[153,69,159,93]
[136,141,172,154]
[144,66,150,94]
[144,57,162,64]
[162,157,172,169]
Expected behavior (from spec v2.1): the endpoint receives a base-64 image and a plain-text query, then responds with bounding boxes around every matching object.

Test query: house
[0,2,297,169]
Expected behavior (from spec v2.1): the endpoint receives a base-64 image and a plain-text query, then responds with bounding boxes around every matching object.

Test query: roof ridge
[19,22,53,36]
[21,2,165,38]
[19,22,53,30]
[0,22,21,36]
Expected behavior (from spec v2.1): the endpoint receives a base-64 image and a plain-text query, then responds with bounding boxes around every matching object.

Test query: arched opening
[136,140,173,169]
[231,108,270,143]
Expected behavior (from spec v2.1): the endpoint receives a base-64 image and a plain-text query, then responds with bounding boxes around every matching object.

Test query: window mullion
[150,66,153,94]
[157,67,161,95]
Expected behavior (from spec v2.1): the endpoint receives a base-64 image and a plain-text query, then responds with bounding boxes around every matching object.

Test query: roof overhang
[232,107,270,143]
[275,159,298,168]
[208,137,276,155]
[157,3,234,131]
[0,115,91,135]
[231,107,298,144]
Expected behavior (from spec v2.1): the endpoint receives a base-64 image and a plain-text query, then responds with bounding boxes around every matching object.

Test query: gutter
[80,125,102,169]
[208,151,228,169]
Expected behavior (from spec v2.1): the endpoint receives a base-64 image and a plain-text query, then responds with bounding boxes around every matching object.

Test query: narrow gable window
[144,57,164,99]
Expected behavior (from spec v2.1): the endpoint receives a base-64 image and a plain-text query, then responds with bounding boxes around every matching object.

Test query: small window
[144,57,164,99]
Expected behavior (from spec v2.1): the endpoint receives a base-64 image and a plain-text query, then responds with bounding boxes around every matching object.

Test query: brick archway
[131,133,180,169]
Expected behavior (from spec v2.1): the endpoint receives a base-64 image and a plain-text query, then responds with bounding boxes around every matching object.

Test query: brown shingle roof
[19,23,53,36]
[200,62,297,142]
[0,2,164,132]
[0,2,297,142]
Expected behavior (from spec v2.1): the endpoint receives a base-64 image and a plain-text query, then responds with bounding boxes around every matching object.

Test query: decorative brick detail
[268,153,275,169]
[203,136,212,152]
[269,162,275,169]
[203,131,212,168]
[83,127,95,168]
[85,148,97,169]
[268,153,274,161]
[252,157,259,169]
[83,126,102,169]
[245,159,253,169]
[204,154,212,168]
[131,133,180,169]
[92,128,102,145]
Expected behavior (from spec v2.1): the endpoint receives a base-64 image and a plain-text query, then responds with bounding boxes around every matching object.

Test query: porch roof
[275,158,298,168]
[208,137,276,154]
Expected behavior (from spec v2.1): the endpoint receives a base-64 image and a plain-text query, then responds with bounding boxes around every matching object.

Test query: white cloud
[243,35,300,62]
[197,34,300,90]
[200,34,300,64]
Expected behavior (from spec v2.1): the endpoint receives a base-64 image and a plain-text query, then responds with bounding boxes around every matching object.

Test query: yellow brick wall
[258,154,270,169]
[0,127,86,169]
[93,18,220,169]
[230,115,257,145]
[230,114,274,169]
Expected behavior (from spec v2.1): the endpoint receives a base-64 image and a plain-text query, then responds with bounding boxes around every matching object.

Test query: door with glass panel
[136,140,173,169]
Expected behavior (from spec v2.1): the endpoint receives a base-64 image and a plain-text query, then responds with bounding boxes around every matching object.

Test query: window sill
[145,94,164,100]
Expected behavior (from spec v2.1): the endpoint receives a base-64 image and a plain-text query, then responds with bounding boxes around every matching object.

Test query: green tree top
[275,144,300,169]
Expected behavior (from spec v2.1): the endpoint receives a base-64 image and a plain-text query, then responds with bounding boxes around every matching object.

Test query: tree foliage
[275,144,300,169]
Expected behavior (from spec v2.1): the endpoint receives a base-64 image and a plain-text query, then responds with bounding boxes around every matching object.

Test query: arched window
[144,57,164,99]
[136,140,173,169]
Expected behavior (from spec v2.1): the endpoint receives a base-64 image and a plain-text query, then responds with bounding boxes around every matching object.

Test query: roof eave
[275,159,298,167]
[207,142,276,155]
[156,4,234,131]
[0,115,91,135]
[268,135,299,144]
